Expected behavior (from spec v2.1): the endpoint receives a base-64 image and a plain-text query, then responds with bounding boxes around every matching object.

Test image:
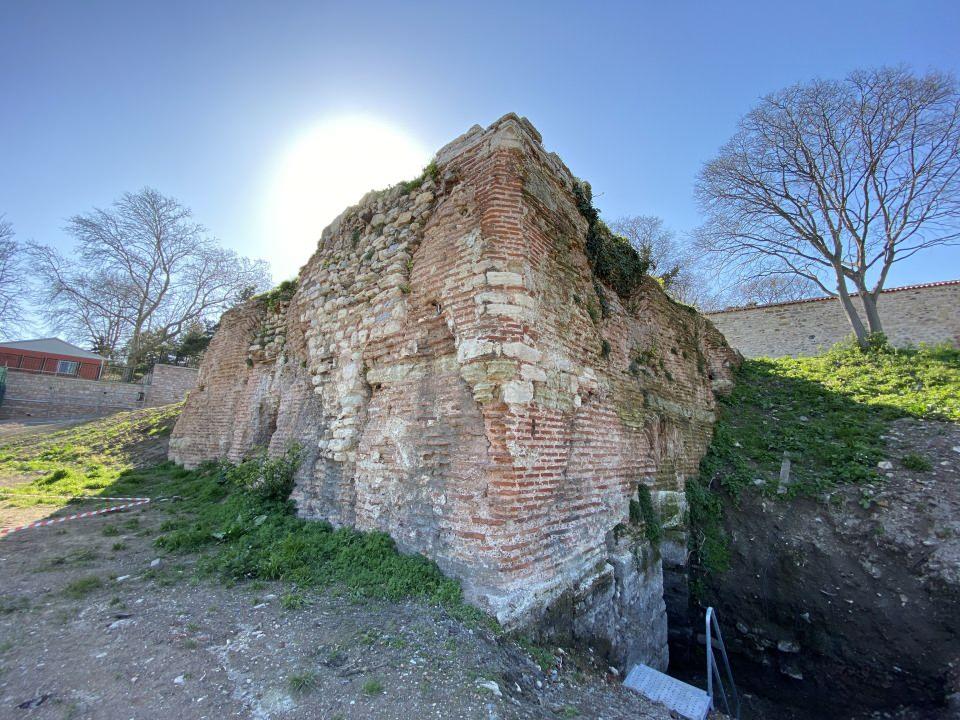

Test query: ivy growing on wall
[572,180,650,299]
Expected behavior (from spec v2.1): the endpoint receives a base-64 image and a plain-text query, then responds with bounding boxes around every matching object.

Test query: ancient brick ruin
[170,114,738,670]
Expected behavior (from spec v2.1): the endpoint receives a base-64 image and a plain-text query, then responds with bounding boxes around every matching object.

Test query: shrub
[63,576,103,599]
[362,679,384,695]
[901,452,932,472]
[227,445,302,502]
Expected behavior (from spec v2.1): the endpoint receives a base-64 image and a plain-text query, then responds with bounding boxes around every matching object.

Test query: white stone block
[502,380,534,404]
[502,342,541,363]
[520,364,547,382]
[486,271,523,287]
[457,338,499,362]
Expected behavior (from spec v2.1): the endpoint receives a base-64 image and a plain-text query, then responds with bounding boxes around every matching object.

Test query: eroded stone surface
[169,113,739,669]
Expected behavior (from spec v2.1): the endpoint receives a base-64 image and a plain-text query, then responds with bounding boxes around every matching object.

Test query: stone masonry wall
[0,364,199,420]
[0,371,147,419]
[706,281,960,358]
[143,365,199,407]
[170,115,739,670]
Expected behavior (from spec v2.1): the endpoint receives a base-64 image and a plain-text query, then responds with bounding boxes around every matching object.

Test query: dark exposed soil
[675,418,960,720]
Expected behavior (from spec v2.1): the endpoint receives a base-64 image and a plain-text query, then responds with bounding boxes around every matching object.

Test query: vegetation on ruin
[688,337,960,577]
[630,484,662,548]
[572,180,650,299]
[399,160,439,194]
[0,407,488,626]
[255,278,298,313]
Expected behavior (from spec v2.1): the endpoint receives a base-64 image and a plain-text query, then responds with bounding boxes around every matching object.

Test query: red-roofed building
[0,338,106,380]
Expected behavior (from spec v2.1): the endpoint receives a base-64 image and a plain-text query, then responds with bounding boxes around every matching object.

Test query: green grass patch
[280,591,308,610]
[361,678,384,696]
[0,400,498,642]
[0,405,181,508]
[901,452,933,472]
[156,467,471,606]
[63,576,103,599]
[689,340,960,577]
[289,670,317,693]
[118,451,490,623]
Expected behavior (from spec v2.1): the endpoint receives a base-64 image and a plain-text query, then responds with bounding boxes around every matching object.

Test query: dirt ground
[0,424,676,720]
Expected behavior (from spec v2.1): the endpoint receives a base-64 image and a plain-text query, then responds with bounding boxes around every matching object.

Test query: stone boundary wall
[144,365,199,407]
[705,281,960,358]
[0,364,199,420]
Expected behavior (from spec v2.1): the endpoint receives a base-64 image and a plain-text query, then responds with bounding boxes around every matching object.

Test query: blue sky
[2,0,959,322]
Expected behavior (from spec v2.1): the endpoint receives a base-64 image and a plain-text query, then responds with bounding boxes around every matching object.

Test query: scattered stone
[17,694,53,709]
[173,674,185,685]
[150,558,163,569]
[877,461,893,470]
[476,680,502,697]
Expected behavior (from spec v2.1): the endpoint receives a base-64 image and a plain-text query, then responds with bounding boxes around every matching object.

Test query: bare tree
[0,216,26,339]
[30,188,270,368]
[729,275,820,307]
[695,67,960,347]
[611,215,701,303]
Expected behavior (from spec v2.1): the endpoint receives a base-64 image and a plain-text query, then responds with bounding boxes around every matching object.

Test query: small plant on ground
[226,445,303,502]
[516,636,556,672]
[288,671,317,693]
[63,576,103,599]
[901,452,933,472]
[361,678,384,696]
[280,591,308,610]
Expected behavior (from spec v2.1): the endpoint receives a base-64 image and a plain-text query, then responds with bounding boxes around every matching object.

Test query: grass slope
[689,340,960,575]
[0,407,486,625]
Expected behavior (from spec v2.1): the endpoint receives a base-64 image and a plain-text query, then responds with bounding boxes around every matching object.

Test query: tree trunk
[859,292,884,336]
[123,326,143,382]
[835,279,870,349]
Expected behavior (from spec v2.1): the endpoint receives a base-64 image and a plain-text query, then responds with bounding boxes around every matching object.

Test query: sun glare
[264,115,430,279]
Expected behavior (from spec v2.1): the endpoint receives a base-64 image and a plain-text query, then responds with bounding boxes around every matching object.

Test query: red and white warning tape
[0,493,152,502]
[0,497,151,536]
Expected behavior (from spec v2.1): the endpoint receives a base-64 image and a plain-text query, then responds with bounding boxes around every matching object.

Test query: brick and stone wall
[143,365,199,407]
[0,363,198,420]
[170,114,739,670]
[706,281,960,358]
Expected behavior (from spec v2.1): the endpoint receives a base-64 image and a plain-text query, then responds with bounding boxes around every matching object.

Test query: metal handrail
[705,607,741,719]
